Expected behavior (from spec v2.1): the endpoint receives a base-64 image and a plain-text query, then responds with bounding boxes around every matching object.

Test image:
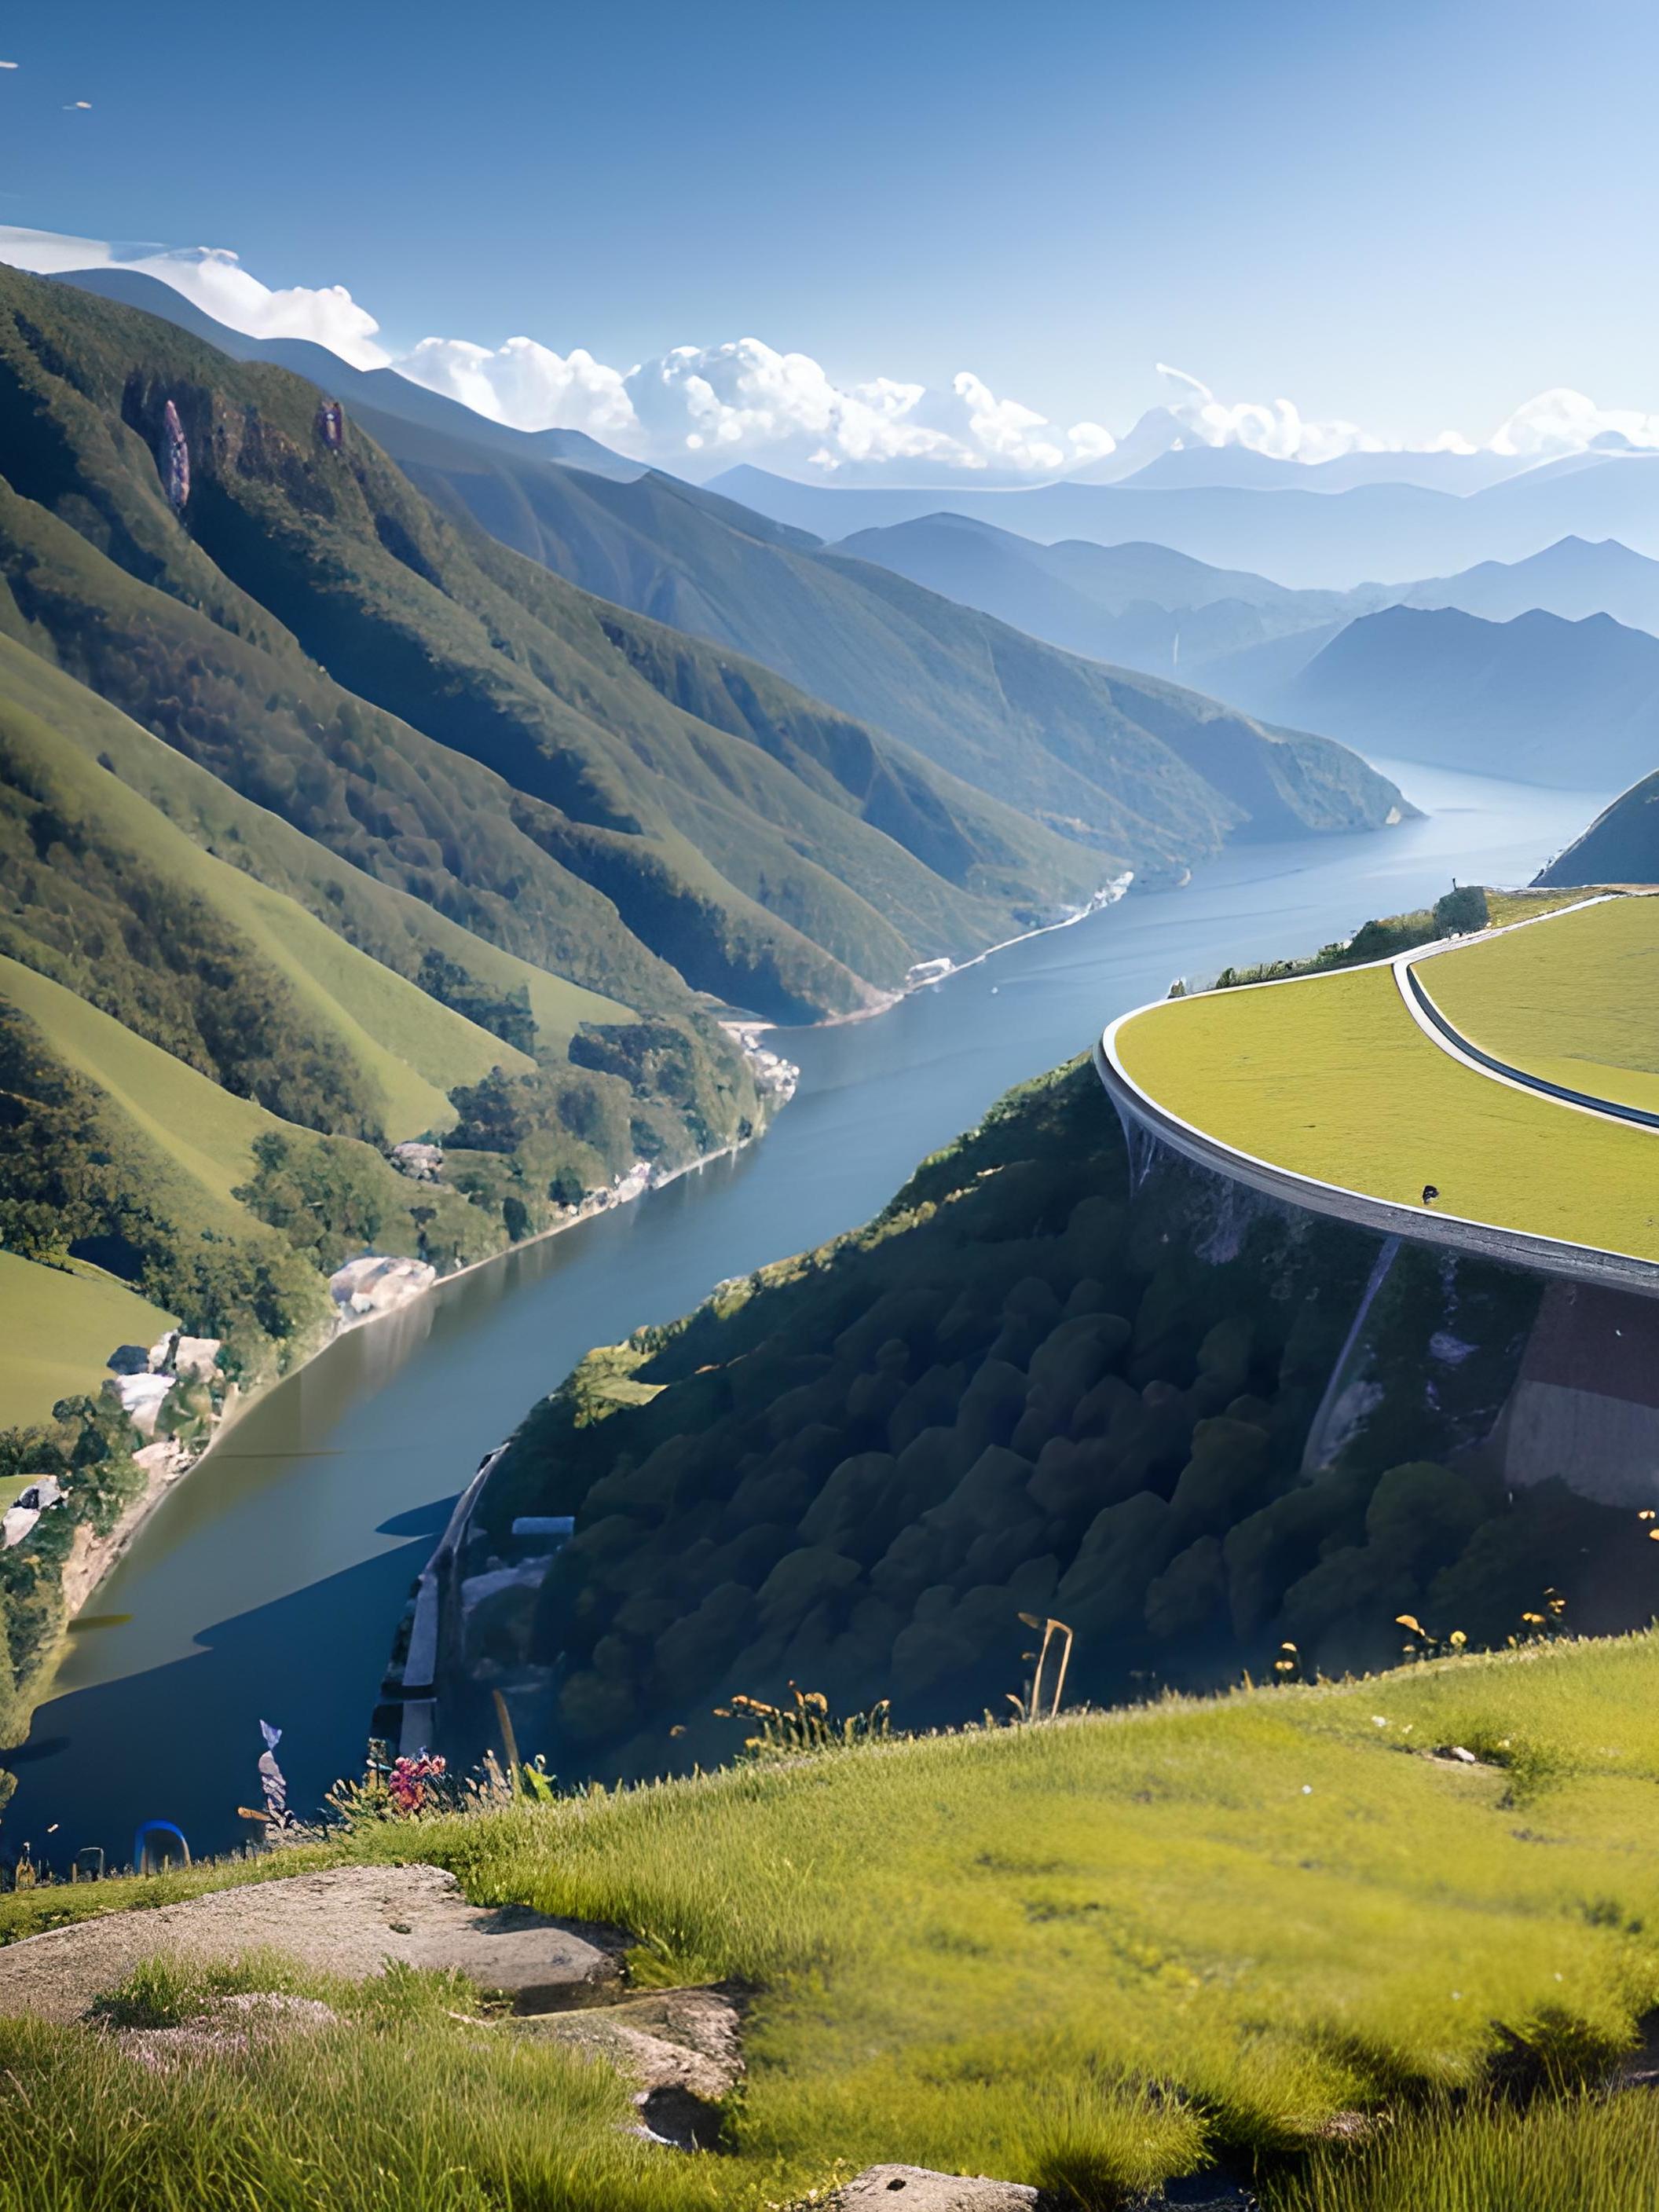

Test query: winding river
[7,760,1608,1862]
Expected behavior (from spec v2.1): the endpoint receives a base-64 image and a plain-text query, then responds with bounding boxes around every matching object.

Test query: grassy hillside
[0,1253,174,1436]
[462,1052,1655,1782]
[4,1634,1659,2208]
[0,957,505,1382]
[0,266,1119,1022]
[0,665,550,1143]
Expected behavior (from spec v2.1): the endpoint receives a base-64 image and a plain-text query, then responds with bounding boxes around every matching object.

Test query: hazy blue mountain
[828,513,1366,679]
[1189,621,1355,717]
[1100,445,1536,496]
[709,459,1659,591]
[1537,767,1659,883]
[1272,605,1659,787]
[1401,536,1659,635]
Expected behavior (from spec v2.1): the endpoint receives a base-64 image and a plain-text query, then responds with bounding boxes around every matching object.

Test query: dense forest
[458,1054,1658,1780]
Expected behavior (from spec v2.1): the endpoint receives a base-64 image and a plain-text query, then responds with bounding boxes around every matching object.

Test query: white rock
[833,2168,1038,2212]
[390,1141,444,1183]
[329,1254,438,1317]
[112,1372,175,1437]
[133,1440,187,1482]
[2,1507,38,1550]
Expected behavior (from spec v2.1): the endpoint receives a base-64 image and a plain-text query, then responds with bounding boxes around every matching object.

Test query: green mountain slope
[0,642,753,1427]
[0,1253,175,1435]
[0,269,1113,1022]
[366,405,1408,846]
[0,659,545,1144]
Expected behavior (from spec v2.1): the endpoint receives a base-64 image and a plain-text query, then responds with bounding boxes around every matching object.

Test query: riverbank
[3,1034,807,1784]
[790,872,1139,1031]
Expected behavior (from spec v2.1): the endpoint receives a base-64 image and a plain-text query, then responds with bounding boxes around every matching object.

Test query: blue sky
[3,0,1657,447]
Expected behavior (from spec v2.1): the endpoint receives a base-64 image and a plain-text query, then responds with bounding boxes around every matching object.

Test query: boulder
[172,1336,222,1381]
[328,1254,438,1316]
[390,1141,444,1183]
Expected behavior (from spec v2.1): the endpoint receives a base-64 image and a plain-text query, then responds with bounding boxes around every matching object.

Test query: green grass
[0,1251,174,1438]
[4,1635,1659,2207]
[1276,2095,1659,2212]
[0,954,285,1208]
[1115,956,1659,1260]
[1483,887,1600,930]
[1417,893,1659,1117]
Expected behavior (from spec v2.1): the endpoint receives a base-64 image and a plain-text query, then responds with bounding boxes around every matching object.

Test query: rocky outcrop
[522,1984,743,2148]
[159,398,189,508]
[0,1864,624,2024]
[328,1253,438,1320]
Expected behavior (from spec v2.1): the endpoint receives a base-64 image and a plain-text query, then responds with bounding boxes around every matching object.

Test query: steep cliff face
[422,1059,1658,1782]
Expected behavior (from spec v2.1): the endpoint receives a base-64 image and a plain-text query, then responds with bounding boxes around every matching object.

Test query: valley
[5,759,1599,1861]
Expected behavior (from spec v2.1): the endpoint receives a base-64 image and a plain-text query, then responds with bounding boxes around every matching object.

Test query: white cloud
[1155,363,1387,463]
[397,334,636,442]
[1485,386,1659,457]
[0,61,18,70]
[389,331,1087,474]
[0,227,390,368]
[2,224,1656,482]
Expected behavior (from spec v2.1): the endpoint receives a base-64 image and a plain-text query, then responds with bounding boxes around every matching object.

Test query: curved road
[1096,902,1659,1302]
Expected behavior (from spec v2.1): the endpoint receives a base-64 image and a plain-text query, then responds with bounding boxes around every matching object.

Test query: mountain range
[0,265,1408,1418]
[1266,606,1659,789]
[705,458,1659,592]
[42,271,1404,864]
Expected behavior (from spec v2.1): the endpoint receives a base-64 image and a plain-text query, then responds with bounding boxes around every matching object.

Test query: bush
[1434,883,1490,936]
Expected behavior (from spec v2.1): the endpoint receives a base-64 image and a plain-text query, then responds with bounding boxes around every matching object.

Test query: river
[5,759,1608,1863]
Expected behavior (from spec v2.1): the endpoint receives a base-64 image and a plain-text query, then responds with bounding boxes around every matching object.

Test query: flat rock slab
[834,2170,1037,2212]
[831,2168,1254,2212]
[0,1863,624,2024]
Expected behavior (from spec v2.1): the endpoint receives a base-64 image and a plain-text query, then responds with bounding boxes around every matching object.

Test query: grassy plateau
[1114,935,1659,1262]
[1415,893,1659,1116]
[1,1634,1658,2207]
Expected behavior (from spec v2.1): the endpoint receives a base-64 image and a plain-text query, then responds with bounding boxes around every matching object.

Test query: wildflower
[1372,1716,1389,1727]
[386,1752,447,1815]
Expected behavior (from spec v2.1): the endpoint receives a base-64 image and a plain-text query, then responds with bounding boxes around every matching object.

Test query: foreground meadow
[0,1632,1657,2207]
